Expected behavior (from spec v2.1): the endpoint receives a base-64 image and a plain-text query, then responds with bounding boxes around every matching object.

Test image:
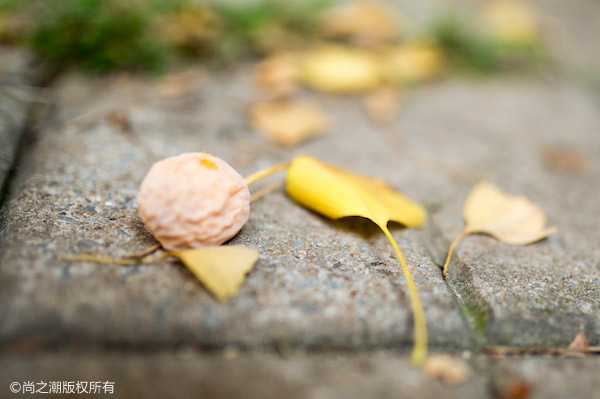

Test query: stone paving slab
[0,350,489,399]
[418,79,600,345]
[0,47,35,194]
[0,70,471,350]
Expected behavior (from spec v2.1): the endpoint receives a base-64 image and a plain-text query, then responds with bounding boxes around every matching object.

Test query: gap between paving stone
[0,47,39,206]
[413,79,600,347]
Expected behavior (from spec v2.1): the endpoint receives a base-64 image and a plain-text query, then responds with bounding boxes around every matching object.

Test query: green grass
[428,11,548,74]
[0,0,331,73]
[0,0,546,75]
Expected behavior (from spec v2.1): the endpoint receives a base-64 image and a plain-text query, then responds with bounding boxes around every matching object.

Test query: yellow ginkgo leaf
[249,100,330,147]
[285,155,428,364]
[384,42,444,84]
[300,45,383,93]
[253,52,300,98]
[173,245,259,300]
[363,85,403,125]
[443,180,557,278]
[286,156,425,228]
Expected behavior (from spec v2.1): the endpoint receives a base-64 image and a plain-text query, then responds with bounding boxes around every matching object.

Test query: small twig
[59,250,170,265]
[124,243,161,258]
[481,345,600,357]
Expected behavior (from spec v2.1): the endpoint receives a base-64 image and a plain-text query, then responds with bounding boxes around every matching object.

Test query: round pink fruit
[138,153,250,250]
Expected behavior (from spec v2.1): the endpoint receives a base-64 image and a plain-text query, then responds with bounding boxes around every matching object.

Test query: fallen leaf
[483,0,540,45]
[286,156,426,229]
[300,45,383,93]
[542,148,586,173]
[254,52,300,98]
[363,85,403,125]
[320,1,402,47]
[384,42,444,84]
[568,331,589,350]
[422,354,471,386]
[249,100,330,147]
[107,110,133,133]
[173,245,259,300]
[443,181,557,278]
[504,380,533,399]
[157,68,206,98]
[285,155,428,364]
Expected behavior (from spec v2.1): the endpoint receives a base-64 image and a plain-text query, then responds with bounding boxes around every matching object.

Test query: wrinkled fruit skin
[138,153,250,250]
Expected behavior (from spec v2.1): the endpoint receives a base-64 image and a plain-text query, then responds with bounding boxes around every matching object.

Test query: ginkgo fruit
[138,152,250,250]
[443,180,557,278]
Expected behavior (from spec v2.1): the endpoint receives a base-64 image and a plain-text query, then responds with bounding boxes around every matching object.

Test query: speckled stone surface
[422,79,600,346]
[1,1,600,396]
[0,350,489,399]
[0,70,471,350]
[0,47,35,193]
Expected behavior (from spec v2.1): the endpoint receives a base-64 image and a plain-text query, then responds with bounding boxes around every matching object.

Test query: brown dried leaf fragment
[363,86,402,125]
[249,100,330,147]
[422,354,471,386]
[568,331,590,350]
[254,52,300,99]
[542,148,587,173]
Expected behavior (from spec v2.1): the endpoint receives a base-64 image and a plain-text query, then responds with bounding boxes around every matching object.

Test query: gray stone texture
[489,356,600,399]
[421,79,600,346]
[1,0,600,397]
[0,70,471,350]
[0,350,488,399]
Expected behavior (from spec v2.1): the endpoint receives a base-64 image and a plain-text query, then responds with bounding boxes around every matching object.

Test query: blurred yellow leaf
[253,52,300,98]
[385,43,444,84]
[300,45,383,93]
[483,0,540,45]
[285,155,428,364]
[174,245,259,300]
[249,101,330,147]
[443,181,557,278]
[363,85,403,125]
[286,156,426,228]
[159,6,221,50]
[320,1,402,47]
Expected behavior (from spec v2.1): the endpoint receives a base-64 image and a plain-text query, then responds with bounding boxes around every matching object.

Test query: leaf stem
[250,181,284,203]
[442,229,470,279]
[59,251,170,265]
[382,226,428,366]
[244,162,290,186]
